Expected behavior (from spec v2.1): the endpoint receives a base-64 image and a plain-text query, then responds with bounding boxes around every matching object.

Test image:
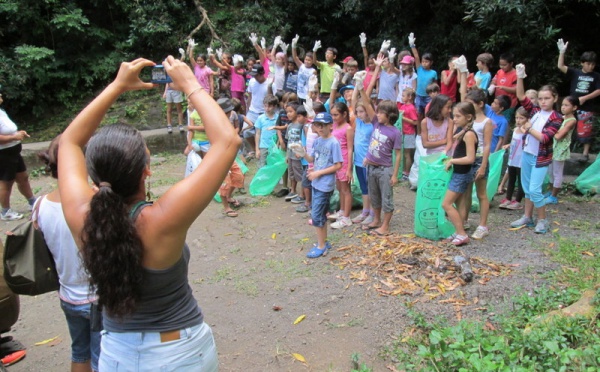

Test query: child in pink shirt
[397,88,418,180]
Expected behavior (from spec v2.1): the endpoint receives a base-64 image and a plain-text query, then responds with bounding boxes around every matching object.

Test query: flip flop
[1,349,26,367]
[361,224,380,231]
[224,210,238,217]
[228,199,241,208]
[370,230,390,237]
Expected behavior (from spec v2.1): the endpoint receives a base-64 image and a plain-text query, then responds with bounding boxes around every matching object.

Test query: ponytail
[81,124,149,317]
[82,186,144,317]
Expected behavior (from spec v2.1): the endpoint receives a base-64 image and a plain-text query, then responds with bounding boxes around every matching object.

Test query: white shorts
[165,90,183,104]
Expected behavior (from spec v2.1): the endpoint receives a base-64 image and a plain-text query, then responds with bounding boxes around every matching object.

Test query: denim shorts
[415,95,431,115]
[99,322,218,372]
[60,300,101,371]
[448,171,474,193]
[301,165,311,189]
[311,188,333,227]
[403,134,416,149]
[471,157,488,180]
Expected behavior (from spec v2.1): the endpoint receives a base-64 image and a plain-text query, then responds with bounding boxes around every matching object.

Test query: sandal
[306,242,331,258]
[370,229,390,237]
[224,210,238,217]
[451,235,470,246]
[228,199,241,208]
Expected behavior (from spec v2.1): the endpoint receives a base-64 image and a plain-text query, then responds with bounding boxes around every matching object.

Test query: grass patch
[264,258,315,280]
[385,237,600,371]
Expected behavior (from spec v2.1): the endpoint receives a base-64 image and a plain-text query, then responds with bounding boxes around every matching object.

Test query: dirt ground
[3,150,600,372]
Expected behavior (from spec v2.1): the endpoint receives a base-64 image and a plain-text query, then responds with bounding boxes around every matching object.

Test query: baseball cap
[343,56,355,64]
[313,112,333,124]
[249,65,265,76]
[399,55,415,65]
[339,85,355,94]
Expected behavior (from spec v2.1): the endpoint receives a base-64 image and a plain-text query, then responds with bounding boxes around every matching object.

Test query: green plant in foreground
[350,353,372,372]
[387,236,600,371]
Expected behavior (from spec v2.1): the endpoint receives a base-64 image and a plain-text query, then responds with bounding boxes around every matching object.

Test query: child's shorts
[288,158,303,182]
[403,134,416,149]
[335,162,350,182]
[219,161,244,197]
[448,171,474,193]
[165,90,183,104]
[301,165,311,189]
[311,188,333,228]
[415,95,431,115]
[470,157,488,180]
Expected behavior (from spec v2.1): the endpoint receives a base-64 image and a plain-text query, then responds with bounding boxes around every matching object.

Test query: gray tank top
[103,202,203,332]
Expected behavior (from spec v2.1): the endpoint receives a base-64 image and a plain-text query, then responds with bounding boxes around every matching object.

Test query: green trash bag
[471,149,505,213]
[214,156,249,203]
[328,170,364,211]
[575,156,600,195]
[414,153,455,240]
[249,142,287,196]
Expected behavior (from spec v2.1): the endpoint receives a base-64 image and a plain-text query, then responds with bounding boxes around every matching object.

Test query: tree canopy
[1,0,599,129]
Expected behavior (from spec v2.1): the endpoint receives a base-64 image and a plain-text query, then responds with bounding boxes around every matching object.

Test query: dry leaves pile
[330,233,514,301]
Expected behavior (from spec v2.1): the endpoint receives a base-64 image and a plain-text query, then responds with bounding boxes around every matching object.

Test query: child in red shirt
[397,87,418,180]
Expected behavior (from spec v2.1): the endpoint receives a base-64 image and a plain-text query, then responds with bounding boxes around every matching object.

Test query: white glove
[379,39,391,53]
[388,47,397,64]
[304,97,315,118]
[273,35,282,49]
[188,38,196,48]
[353,70,367,90]
[557,38,568,54]
[331,72,341,90]
[313,40,321,53]
[488,84,496,95]
[260,37,266,50]
[359,32,367,48]
[280,42,289,54]
[516,63,527,79]
[289,143,306,157]
[308,74,318,92]
[216,48,223,60]
[454,55,468,73]
[408,32,416,47]
[342,72,352,85]
[207,47,214,55]
[178,48,185,60]
[292,34,300,48]
[249,33,258,45]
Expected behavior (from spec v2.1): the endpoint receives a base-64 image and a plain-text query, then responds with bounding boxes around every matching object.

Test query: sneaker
[451,234,470,246]
[167,125,173,134]
[179,125,185,133]
[506,201,523,210]
[409,184,417,191]
[360,215,374,226]
[327,210,342,221]
[498,198,511,209]
[471,226,489,240]
[445,233,458,242]
[295,204,309,213]
[285,192,298,201]
[463,221,472,230]
[400,174,409,181]
[351,213,368,223]
[290,196,305,204]
[534,219,550,234]
[544,195,558,205]
[331,217,352,229]
[1,209,24,221]
[510,215,534,228]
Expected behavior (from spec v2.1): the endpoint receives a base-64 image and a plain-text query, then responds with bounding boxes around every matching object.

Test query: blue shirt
[255,113,279,149]
[310,136,343,192]
[485,104,508,152]
[475,71,492,90]
[353,117,374,166]
[416,66,438,97]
